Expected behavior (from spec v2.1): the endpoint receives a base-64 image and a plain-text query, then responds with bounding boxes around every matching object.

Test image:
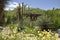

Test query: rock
[57,29,60,37]
[0,26,3,32]
[57,29,60,34]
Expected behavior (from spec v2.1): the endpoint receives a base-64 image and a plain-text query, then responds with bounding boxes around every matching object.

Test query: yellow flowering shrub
[0,25,59,40]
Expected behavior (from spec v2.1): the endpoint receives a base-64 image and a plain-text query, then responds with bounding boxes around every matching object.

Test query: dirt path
[58,38,60,40]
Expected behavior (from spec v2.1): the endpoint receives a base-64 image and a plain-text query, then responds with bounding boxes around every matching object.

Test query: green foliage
[4,10,17,25]
[40,9,60,30]
[23,26,41,34]
[46,9,60,29]
[4,5,60,30]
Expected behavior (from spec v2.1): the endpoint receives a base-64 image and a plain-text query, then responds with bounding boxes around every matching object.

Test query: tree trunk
[0,0,8,26]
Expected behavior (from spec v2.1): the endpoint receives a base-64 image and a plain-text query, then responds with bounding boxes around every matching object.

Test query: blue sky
[5,0,60,10]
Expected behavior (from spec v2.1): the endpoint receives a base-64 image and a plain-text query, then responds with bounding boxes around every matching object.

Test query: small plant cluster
[0,25,59,40]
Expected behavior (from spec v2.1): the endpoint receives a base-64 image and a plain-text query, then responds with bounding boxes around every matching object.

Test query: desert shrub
[0,25,59,40]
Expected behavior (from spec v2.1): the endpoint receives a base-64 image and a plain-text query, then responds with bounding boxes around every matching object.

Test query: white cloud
[8,2,19,8]
[4,1,19,10]
[4,8,9,10]
[4,1,31,11]
[4,8,14,10]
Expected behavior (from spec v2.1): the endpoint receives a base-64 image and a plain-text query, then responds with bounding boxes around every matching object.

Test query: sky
[4,0,60,10]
